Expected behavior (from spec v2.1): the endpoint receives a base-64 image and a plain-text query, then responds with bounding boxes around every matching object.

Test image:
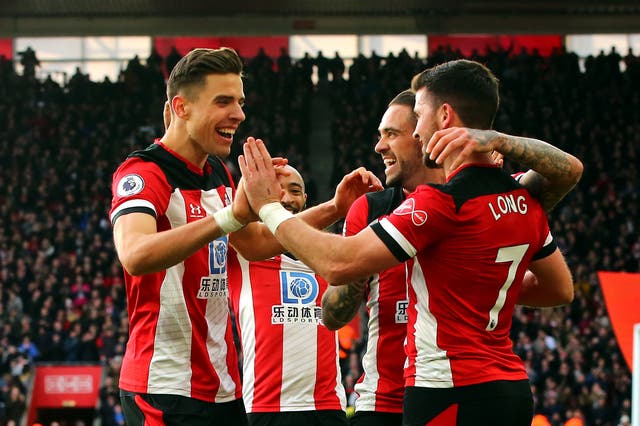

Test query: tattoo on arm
[520,171,568,212]
[495,134,581,211]
[321,279,368,330]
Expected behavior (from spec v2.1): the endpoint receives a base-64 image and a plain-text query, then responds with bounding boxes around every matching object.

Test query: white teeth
[383,159,396,167]
[217,128,236,137]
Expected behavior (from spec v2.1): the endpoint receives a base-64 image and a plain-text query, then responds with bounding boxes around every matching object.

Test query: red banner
[0,38,12,59]
[154,36,288,59]
[27,365,104,425]
[428,34,563,57]
[598,271,640,371]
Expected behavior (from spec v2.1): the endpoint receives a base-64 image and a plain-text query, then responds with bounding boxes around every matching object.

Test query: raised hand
[333,167,383,217]
[238,137,284,213]
[232,178,260,224]
[426,127,499,170]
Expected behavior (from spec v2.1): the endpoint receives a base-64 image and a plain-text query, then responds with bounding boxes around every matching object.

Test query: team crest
[117,174,144,197]
[209,237,228,275]
[198,237,229,299]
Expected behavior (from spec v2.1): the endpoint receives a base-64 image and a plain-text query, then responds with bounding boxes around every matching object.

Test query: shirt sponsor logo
[271,304,323,325]
[116,174,144,197]
[271,271,321,324]
[198,275,228,298]
[394,198,428,226]
[280,271,318,304]
[395,300,409,323]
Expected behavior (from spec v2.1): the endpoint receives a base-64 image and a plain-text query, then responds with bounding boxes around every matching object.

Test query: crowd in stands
[0,42,637,425]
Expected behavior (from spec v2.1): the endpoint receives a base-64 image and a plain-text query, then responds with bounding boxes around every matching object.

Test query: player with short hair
[229,164,348,426]
[322,86,582,426]
[238,59,578,426]
[111,47,381,426]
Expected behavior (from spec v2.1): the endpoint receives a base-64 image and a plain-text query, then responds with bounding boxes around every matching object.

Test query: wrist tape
[258,202,294,234]
[213,205,245,235]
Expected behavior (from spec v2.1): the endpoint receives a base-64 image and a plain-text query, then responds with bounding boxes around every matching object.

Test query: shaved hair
[281,165,306,192]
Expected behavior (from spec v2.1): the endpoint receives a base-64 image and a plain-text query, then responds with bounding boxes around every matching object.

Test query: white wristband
[259,202,294,234]
[213,205,245,235]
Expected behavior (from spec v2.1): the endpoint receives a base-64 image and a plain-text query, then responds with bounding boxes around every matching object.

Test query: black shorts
[350,410,402,426]
[402,380,533,426]
[247,410,348,426]
[120,391,248,426]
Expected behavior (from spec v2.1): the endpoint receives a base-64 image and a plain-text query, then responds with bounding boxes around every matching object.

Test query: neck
[160,123,208,169]
[442,150,494,178]
[404,168,444,192]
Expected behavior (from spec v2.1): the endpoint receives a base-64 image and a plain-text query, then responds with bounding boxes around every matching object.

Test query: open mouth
[216,128,236,139]
[383,158,397,169]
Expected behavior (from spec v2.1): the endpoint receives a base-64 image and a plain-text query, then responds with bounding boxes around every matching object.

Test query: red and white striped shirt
[344,188,408,413]
[228,252,346,413]
[110,142,242,402]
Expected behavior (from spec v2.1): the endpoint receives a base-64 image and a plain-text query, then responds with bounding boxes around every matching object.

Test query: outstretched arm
[230,164,383,261]
[238,138,399,283]
[114,209,241,276]
[426,128,583,211]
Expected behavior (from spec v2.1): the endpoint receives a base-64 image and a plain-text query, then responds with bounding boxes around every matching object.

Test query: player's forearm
[231,203,343,261]
[493,133,583,211]
[321,280,367,330]
[230,222,282,261]
[275,219,350,282]
[115,216,225,276]
[296,199,341,229]
[272,218,373,284]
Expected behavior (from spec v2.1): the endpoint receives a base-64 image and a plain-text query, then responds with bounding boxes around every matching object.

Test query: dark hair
[166,47,243,100]
[388,89,415,109]
[410,59,499,129]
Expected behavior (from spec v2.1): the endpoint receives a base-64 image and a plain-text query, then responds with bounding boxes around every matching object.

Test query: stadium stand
[0,44,637,425]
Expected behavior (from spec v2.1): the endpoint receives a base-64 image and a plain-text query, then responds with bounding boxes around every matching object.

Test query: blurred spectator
[276,47,292,73]
[18,46,39,79]
[165,46,182,76]
[4,385,26,425]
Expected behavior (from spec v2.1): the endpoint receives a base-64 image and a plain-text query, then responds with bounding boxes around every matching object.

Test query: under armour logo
[189,203,204,217]
[394,198,428,226]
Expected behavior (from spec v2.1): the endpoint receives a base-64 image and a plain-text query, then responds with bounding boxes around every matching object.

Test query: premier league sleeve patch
[117,174,145,197]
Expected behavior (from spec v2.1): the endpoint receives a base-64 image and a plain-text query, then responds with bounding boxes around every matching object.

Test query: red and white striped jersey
[343,188,408,413]
[370,165,556,388]
[109,142,242,402]
[228,252,346,413]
